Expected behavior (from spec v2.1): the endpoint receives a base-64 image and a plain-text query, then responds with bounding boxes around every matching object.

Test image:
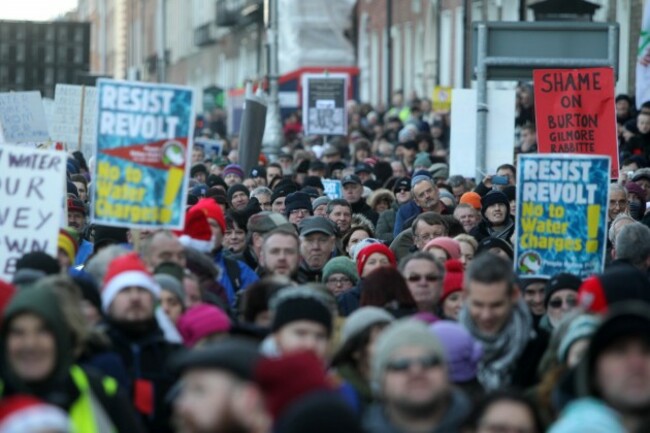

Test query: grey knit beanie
[371,319,445,394]
[322,257,360,285]
[340,307,394,346]
[154,274,186,309]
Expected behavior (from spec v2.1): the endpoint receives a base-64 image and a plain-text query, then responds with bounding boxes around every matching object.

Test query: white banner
[51,84,98,157]
[0,145,66,280]
[0,91,50,144]
[449,88,516,178]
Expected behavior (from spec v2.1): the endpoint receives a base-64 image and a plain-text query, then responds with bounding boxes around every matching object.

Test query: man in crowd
[342,174,379,225]
[296,217,337,283]
[172,338,269,433]
[141,230,186,272]
[364,320,470,433]
[551,303,650,432]
[327,199,353,235]
[460,253,548,390]
[399,252,445,314]
[285,192,313,226]
[234,211,294,271]
[102,252,180,432]
[259,229,301,279]
[394,176,448,237]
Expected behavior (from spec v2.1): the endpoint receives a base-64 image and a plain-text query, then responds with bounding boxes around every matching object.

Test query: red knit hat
[440,259,464,304]
[424,237,461,260]
[102,253,160,311]
[254,351,333,420]
[356,243,397,276]
[0,395,71,433]
[178,205,214,253]
[193,198,226,234]
[177,303,231,347]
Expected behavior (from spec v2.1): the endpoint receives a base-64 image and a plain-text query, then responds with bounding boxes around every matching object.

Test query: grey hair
[615,223,650,266]
[251,186,272,198]
[608,213,636,244]
[84,244,129,285]
[609,182,628,198]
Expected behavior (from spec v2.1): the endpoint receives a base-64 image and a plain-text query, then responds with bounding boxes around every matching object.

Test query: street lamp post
[261,0,283,159]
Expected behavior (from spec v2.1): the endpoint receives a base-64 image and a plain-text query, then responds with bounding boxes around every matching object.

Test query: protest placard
[0,145,66,280]
[195,138,223,160]
[534,68,619,178]
[449,88,516,178]
[514,154,610,278]
[302,73,348,136]
[432,86,452,112]
[51,84,98,157]
[322,179,342,199]
[91,79,195,229]
[0,91,50,144]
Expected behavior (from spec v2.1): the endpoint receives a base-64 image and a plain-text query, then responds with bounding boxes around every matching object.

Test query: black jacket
[351,199,379,226]
[105,319,181,433]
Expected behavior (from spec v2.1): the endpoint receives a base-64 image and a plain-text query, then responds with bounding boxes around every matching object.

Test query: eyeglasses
[290,209,309,216]
[609,199,628,209]
[386,354,442,372]
[548,297,578,309]
[414,233,437,243]
[327,277,352,286]
[478,422,534,433]
[396,188,410,194]
[406,273,441,283]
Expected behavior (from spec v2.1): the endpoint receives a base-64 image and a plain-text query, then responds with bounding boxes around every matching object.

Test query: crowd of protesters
[2,85,650,433]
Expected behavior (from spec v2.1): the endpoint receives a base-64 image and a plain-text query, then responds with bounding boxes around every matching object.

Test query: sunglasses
[396,188,410,193]
[406,273,440,283]
[386,354,442,372]
[548,297,578,309]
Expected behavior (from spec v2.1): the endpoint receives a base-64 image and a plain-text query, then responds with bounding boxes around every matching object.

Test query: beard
[390,391,449,419]
[174,408,250,433]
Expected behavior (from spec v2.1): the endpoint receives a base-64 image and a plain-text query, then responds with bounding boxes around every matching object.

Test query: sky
[0,0,78,21]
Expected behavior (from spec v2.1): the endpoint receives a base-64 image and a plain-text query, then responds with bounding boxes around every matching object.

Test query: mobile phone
[492,175,509,185]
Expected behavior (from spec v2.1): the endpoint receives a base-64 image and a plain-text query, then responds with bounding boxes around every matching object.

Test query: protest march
[4,12,650,433]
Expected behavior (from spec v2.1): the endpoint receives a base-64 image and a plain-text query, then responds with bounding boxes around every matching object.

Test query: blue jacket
[214,249,259,306]
[75,239,94,266]
[549,398,626,433]
[393,201,421,237]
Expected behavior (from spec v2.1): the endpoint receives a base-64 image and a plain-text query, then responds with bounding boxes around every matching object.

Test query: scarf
[460,299,534,391]
[487,217,515,240]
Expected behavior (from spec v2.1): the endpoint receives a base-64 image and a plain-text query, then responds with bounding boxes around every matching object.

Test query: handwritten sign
[0,145,66,280]
[514,154,610,278]
[0,91,50,144]
[51,84,98,157]
[91,79,195,229]
[534,68,619,178]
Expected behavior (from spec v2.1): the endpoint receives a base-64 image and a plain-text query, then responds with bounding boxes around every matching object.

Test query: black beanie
[190,163,208,178]
[476,237,514,260]
[481,190,510,217]
[276,391,364,433]
[227,184,250,204]
[284,192,313,216]
[72,274,102,314]
[271,287,332,336]
[272,182,299,204]
[544,272,581,307]
[93,225,129,246]
[15,251,60,275]
[303,176,325,190]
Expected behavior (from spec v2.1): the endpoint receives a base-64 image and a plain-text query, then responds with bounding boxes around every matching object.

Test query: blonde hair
[454,234,478,252]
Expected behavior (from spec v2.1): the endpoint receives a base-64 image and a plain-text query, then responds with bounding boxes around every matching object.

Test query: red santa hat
[102,252,160,311]
[177,205,214,253]
[193,198,226,234]
[0,395,71,433]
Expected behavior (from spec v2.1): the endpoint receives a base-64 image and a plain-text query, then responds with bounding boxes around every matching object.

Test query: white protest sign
[323,179,342,199]
[195,138,223,159]
[302,73,348,136]
[0,91,50,144]
[449,88,516,178]
[51,84,98,157]
[0,145,66,280]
